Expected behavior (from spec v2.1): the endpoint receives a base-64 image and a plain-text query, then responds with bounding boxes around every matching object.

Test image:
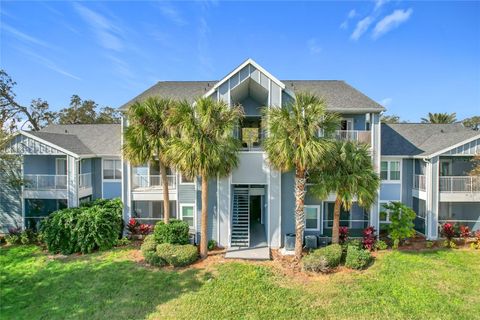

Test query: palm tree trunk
[332,197,342,244]
[294,166,307,260]
[159,161,170,224]
[200,175,208,259]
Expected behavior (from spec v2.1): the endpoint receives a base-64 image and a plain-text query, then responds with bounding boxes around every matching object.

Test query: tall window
[381,160,401,181]
[181,204,195,229]
[305,206,320,231]
[103,159,122,180]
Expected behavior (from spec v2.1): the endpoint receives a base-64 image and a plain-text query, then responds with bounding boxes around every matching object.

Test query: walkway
[225,221,270,260]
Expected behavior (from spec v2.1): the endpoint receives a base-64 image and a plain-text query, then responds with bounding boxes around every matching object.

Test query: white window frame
[103,158,122,181]
[180,174,195,185]
[381,159,402,182]
[379,201,392,224]
[55,158,67,175]
[304,205,321,232]
[340,118,354,131]
[180,203,196,230]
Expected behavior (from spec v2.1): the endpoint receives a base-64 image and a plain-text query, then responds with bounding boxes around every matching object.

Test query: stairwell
[231,187,250,247]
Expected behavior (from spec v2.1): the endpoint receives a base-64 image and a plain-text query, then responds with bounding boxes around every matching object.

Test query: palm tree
[123,97,174,224]
[166,97,243,258]
[310,141,380,244]
[262,92,339,260]
[421,112,457,124]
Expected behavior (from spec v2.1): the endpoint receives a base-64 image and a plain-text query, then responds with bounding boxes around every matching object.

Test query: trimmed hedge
[154,219,189,245]
[303,244,342,273]
[156,243,198,267]
[41,198,123,254]
[345,245,372,270]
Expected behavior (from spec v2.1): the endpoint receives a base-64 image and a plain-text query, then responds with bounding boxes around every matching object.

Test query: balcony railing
[79,173,92,189]
[132,174,177,190]
[335,130,371,144]
[24,174,67,190]
[413,174,426,191]
[439,176,480,193]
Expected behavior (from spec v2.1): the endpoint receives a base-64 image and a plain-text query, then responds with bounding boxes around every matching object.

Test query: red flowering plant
[459,225,471,239]
[441,222,457,248]
[339,226,349,244]
[362,226,377,251]
[126,218,140,235]
[139,224,153,235]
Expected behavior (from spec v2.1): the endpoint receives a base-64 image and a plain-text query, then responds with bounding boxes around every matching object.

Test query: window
[180,174,195,184]
[181,204,195,229]
[103,159,122,180]
[379,202,391,223]
[55,158,67,175]
[323,202,350,229]
[305,205,320,231]
[381,160,401,181]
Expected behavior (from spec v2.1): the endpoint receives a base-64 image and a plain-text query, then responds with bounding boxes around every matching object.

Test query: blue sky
[1,1,479,122]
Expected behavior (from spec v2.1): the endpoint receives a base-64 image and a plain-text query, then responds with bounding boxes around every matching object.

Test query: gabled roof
[25,124,121,157]
[381,123,480,157]
[120,80,384,112]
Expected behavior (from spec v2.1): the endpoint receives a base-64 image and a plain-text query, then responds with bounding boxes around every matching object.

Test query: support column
[121,116,131,226]
[269,168,281,248]
[217,176,230,247]
[67,155,78,208]
[426,157,439,239]
[370,113,381,231]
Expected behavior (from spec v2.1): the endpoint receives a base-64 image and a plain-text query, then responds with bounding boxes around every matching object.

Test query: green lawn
[1,245,479,320]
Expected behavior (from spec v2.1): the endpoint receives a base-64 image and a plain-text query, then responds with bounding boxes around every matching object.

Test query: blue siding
[80,158,92,173]
[0,170,22,233]
[380,183,401,201]
[103,182,121,199]
[24,155,63,175]
[92,158,102,199]
[281,172,295,240]
[402,159,413,206]
[340,113,367,130]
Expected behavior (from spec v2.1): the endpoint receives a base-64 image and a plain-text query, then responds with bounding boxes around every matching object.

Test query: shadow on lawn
[0,246,206,320]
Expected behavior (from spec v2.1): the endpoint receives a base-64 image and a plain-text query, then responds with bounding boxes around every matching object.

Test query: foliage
[382,202,416,249]
[441,222,456,241]
[362,226,377,251]
[126,218,139,234]
[156,243,198,267]
[208,239,217,251]
[425,241,434,249]
[345,245,372,270]
[463,116,480,130]
[375,240,388,251]
[41,199,123,254]
[5,226,22,245]
[459,225,471,239]
[115,238,131,247]
[470,153,480,176]
[470,231,480,250]
[139,224,153,235]
[310,141,380,244]
[57,95,121,124]
[380,114,401,124]
[345,239,362,249]
[339,226,348,244]
[303,244,343,272]
[153,219,190,245]
[421,112,457,124]
[20,229,38,245]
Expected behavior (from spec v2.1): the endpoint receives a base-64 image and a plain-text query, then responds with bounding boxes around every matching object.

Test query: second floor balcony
[24,173,92,191]
[439,176,480,193]
[132,174,177,190]
[335,130,371,144]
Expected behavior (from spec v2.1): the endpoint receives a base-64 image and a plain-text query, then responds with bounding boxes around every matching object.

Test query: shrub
[154,219,189,245]
[362,226,377,251]
[144,251,167,267]
[20,229,38,245]
[375,240,388,251]
[345,239,362,249]
[5,226,22,245]
[41,199,123,254]
[345,245,372,270]
[470,230,480,250]
[459,225,471,239]
[425,240,434,249]
[139,224,153,235]
[208,239,216,251]
[156,243,198,267]
[140,234,157,254]
[303,244,342,273]
[116,237,131,246]
[383,202,416,249]
[339,227,348,244]
[441,222,457,248]
[126,218,139,234]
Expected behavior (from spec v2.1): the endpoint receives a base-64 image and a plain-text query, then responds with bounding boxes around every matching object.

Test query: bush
[441,222,457,248]
[362,226,377,251]
[115,237,131,246]
[303,244,342,273]
[382,202,416,249]
[5,226,22,245]
[41,198,123,254]
[345,245,372,270]
[144,251,167,267]
[156,243,198,267]
[20,229,38,245]
[471,231,480,250]
[140,234,157,254]
[339,227,348,244]
[154,219,189,245]
[375,240,388,251]
[208,239,216,251]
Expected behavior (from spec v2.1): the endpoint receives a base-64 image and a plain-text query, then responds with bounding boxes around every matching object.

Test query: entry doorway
[248,189,267,248]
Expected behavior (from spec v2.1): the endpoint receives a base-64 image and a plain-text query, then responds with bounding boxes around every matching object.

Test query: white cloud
[373,8,413,39]
[158,3,187,26]
[351,16,373,41]
[197,17,213,75]
[307,38,322,54]
[348,9,357,19]
[374,0,389,11]
[73,3,124,51]
[1,23,53,49]
[380,98,393,107]
[340,9,357,30]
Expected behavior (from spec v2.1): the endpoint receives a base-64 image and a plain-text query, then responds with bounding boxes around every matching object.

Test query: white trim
[19,131,79,158]
[179,174,195,185]
[102,158,122,181]
[379,201,392,224]
[55,157,67,175]
[180,203,196,230]
[427,134,480,158]
[203,58,285,97]
[304,205,321,231]
[340,118,354,131]
[380,159,402,182]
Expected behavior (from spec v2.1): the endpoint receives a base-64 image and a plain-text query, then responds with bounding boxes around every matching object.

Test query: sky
[0,0,479,122]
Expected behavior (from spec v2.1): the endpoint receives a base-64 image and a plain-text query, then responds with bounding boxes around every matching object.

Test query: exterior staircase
[231,187,250,247]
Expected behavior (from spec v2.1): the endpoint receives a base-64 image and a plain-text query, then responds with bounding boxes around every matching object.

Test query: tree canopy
[421,112,457,124]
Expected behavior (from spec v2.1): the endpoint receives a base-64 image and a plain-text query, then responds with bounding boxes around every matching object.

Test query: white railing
[439,176,480,193]
[413,174,426,191]
[79,173,92,189]
[335,130,371,144]
[24,174,67,190]
[132,174,177,190]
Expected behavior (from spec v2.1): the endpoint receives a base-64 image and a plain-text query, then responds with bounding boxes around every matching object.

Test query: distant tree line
[382,112,478,129]
[1,69,121,132]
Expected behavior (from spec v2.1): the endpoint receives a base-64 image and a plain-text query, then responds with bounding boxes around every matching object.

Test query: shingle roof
[31,124,121,157]
[120,80,384,112]
[381,123,480,157]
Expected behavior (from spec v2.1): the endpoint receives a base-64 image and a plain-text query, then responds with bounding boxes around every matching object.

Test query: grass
[1,245,479,320]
